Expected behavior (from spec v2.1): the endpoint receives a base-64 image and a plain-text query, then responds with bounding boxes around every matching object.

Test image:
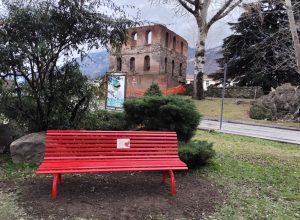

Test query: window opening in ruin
[179,63,182,76]
[130,57,135,72]
[131,32,137,47]
[145,31,152,45]
[144,56,150,71]
[165,32,169,47]
[164,57,168,73]
[173,36,176,50]
[181,42,184,55]
[116,57,122,71]
[171,60,175,76]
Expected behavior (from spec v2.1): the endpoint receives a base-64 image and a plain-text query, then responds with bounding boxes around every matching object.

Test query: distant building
[186,74,217,91]
[109,24,188,96]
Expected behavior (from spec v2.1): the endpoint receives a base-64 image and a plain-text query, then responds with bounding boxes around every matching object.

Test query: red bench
[36,130,188,199]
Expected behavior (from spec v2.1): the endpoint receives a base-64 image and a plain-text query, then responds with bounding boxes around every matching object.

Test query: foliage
[80,110,128,130]
[144,83,162,96]
[0,63,94,131]
[215,0,300,92]
[179,140,215,168]
[124,96,201,142]
[0,0,137,132]
[249,105,273,120]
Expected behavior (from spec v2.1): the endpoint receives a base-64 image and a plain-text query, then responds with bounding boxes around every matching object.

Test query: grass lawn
[194,130,300,219]
[186,96,300,128]
[1,131,299,219]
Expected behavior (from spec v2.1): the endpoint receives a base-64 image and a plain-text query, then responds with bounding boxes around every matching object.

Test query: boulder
[249,83,300,122]
[10,132,46,164]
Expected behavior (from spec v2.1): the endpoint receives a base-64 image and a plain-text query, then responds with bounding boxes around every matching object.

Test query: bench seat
[36,130,188,199]
[37,159,187,173]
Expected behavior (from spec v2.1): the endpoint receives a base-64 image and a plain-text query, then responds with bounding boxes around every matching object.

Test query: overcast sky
[0,0,242,49]
[118,0,242,49]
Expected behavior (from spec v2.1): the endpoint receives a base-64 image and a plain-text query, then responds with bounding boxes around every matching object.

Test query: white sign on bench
[117,139,130,149]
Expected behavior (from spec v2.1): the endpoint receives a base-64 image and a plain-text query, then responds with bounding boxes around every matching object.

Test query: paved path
[199,119,300,145]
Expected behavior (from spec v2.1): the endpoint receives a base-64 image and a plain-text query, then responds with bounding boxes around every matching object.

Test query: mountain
[77,47,222,79]
[187,46,222,76]
[76,51,109,79]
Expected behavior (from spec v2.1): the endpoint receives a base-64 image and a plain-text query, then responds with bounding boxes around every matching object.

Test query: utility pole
[285,0,300,73]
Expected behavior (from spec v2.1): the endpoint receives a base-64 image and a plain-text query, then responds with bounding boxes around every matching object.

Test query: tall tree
[215,0,300,92]
[0,0,137,131]
[154,0,243,99]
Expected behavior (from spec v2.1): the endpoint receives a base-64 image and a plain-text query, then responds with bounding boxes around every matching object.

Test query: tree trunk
[193,28,207,100]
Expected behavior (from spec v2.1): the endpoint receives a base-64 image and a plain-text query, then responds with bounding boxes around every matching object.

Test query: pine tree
[215,0,300,92]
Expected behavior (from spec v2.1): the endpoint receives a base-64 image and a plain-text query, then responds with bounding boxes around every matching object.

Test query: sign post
[105,72,127,110]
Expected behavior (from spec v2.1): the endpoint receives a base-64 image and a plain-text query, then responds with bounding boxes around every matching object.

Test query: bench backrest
[44,130,179,160]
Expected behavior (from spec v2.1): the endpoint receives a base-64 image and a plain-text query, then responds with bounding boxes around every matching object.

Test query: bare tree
[285,0,300,73]
[153,0,243,99]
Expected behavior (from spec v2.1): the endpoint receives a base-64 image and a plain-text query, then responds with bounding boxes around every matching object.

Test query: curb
[202,117,300,131]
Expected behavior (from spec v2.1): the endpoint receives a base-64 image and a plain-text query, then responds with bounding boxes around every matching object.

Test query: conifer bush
[179,141,215,168]
[123,96,201,142]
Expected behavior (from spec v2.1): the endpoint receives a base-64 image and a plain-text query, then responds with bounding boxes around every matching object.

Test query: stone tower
[109,24,188,96]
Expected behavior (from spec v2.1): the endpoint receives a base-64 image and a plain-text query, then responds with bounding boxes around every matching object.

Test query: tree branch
[207,0,242,29]
[178,0,195,14]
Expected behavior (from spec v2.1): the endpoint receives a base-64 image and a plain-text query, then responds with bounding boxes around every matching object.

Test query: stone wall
[206,86,264,99]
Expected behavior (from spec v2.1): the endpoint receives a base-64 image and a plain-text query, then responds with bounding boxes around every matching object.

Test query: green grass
[194,130,300,219]
[0,154,37,179]
[185,96,300,128]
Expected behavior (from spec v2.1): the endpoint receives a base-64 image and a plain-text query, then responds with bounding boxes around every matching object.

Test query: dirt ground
[1,172,224,219]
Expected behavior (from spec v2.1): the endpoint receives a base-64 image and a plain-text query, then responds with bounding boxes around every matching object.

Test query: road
[199,119,300,145]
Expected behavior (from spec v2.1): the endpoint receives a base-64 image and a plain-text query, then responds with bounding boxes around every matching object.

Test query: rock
[10,132,46,164]
[249,83,300,121]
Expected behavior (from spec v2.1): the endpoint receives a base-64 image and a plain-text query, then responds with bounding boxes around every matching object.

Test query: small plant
[179,140,215,168]
[144,82,162,96]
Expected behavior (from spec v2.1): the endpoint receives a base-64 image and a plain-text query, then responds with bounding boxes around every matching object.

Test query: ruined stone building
[109,24,188,96]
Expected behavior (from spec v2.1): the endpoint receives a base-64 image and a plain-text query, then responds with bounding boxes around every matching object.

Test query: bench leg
[52,174,59,199]
[162,171,167,184]
[169,170,176,196]
[170,170,176,196]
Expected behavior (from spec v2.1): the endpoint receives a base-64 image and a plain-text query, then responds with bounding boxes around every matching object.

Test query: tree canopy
[214,0,300,92]
[0,0,137,131]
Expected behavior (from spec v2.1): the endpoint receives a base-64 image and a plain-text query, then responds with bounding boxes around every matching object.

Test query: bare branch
[207,0,242,29]
[178,0,195,14]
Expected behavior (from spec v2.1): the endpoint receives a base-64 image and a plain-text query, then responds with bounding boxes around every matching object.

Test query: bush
[179,141,215,168]
[79,110,128,130]
[144,83,162,96]
[124,96,201,142]
[249,105,273,120]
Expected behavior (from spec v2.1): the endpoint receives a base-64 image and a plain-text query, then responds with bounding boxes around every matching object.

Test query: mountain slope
[76,51,109,79]
[77,47,222,79]
[187,46,222,75]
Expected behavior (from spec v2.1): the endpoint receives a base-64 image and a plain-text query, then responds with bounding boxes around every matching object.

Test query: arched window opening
[164,57,168,73]
[180,42,184,55]
[130,57,135,72]
[144,56,150,71]
[173,36,176,50]
[116,57,122,71]
[131,32,138,47]
[165,32,169,47]
[171,60,175,76]
[145,31,152,45]
[179,63,182,76]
